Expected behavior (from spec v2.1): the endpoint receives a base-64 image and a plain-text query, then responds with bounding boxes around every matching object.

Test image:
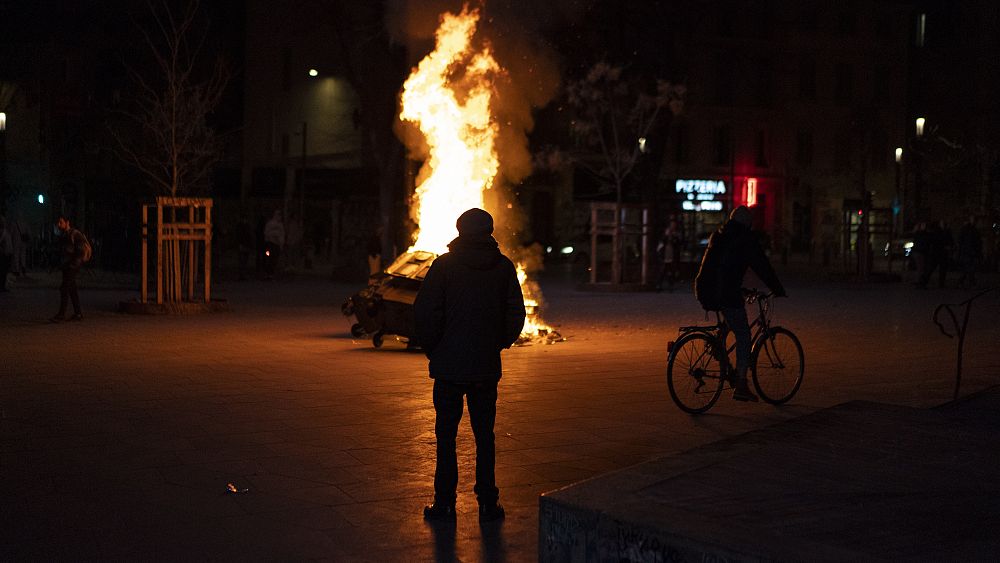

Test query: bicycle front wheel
[667,333,725,414]
[751,327,804,404]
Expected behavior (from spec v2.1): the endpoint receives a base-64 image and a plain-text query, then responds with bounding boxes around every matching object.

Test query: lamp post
[913,117,925,223]
[0,112,6,205]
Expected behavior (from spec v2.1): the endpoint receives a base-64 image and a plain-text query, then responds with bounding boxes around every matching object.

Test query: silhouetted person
[957,217,982,289]
[695,206,786,402]
[655,219,683,292]
[51,216,90,322]
[414,208,525,524]
[236,215,254,281]
[263,210,285,279]
[917,220,951,288]
[0,216,12,292]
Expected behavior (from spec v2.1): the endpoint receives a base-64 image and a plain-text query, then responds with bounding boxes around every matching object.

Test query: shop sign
[676,179,726,212]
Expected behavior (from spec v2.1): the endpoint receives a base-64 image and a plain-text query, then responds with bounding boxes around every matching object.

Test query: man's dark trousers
[433,379,499,506]
[59,265,81,316]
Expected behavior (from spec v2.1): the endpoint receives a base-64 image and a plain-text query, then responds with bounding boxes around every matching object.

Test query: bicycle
[666,288,804,414]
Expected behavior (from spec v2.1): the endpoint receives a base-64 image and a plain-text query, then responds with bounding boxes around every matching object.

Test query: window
[714,126,732,166]
[799,57,816,100]
[796,129,814,167]
[835,63,853,105]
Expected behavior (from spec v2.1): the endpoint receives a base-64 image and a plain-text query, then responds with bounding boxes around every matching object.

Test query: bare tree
[566,62,684,283]
[109,0,230,303]
[110,0,230,197]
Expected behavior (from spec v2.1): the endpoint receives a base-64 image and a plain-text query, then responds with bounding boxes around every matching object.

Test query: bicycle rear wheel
[751,327,804,404]
[667,333,725,414]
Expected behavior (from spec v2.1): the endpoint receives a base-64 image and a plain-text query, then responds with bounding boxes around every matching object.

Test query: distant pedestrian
[956,216,982,289]
[917,220,951,289]
[655,219,683,292]
[10,214,28,276]
[0,216,13,292]
[50,215,91,322]
[236,215,254,281]
[263,210,285,279]
[413,208,525,524]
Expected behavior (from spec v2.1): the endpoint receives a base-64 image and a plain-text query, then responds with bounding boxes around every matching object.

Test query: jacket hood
[720,219,750,238]
[446,233,502,270]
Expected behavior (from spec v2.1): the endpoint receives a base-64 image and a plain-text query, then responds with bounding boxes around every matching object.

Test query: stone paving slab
[539,391,1000,562]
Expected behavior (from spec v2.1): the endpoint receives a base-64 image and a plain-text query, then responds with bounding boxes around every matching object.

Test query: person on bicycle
[695,205,786,402]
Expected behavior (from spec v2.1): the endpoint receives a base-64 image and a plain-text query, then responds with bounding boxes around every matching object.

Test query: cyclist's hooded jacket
[695,219,785,310]
[413,210,526,382]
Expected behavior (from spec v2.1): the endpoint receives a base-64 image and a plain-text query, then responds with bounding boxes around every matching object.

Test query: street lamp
[308,68,318,77]
[0,112,6,131]
[915,117,926,138]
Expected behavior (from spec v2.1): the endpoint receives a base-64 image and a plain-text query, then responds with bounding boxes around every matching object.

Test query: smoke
[386,0,585,247]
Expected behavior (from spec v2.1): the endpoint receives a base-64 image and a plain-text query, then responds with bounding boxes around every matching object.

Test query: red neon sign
[746,177,758,207]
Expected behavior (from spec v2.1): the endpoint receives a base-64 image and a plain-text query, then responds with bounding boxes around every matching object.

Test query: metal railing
[933,286,1000,400]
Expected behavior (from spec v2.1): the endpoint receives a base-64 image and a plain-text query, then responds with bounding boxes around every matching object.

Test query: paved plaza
[2,266,999,560]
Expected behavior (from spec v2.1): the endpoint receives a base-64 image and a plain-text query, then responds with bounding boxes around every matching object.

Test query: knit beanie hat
[730,205,753,227]
[456,208,494,236]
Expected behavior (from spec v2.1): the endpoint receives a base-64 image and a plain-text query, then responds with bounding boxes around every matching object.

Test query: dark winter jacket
[695,220,786,310]
[413,233,526,382]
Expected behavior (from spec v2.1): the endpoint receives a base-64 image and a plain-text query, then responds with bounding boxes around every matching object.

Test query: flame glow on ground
[399,6,556,341]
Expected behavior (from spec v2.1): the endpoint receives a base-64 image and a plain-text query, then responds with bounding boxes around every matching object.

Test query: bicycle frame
[677,290,774,376]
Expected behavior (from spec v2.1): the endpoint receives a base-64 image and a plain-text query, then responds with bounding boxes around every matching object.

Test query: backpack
[694,231,730,311]
[73,229,93,263]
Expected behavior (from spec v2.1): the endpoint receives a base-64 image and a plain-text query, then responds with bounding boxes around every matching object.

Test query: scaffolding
[141,197,213,304]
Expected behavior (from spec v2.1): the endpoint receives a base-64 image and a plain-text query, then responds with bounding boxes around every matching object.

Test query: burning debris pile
[344,4,562,348]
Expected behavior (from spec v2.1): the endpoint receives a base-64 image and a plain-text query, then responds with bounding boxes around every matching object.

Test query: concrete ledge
[540,399,1000,562]
[119,299,229,315]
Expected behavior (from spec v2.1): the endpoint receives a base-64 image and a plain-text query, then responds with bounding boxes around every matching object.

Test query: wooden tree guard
[589,202,651,285]
[141,197,213,304]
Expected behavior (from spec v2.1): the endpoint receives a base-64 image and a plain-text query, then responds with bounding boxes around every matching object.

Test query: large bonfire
[399,5,554,340]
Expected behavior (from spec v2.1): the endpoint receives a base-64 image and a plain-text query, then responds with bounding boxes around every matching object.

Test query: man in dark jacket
[695,206,786,401]
[51,215,89,322]
[413,208,525,524]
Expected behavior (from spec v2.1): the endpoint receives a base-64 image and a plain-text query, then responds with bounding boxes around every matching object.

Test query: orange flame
[400,5,555,340]
[400,6,498,255]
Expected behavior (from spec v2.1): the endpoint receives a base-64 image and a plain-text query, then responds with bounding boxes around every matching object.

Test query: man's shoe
[49,314,66,323]
[478,502,505,523]
[732,384,759,402]
[68,313,83,322]
[423,503,456,522]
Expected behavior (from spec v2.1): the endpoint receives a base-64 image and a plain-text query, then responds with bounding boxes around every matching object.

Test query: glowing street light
[895,147,903,163]
[308,68,318,77]
[0,112,6,131]
[915,117,926,138]
[37,194,44,204]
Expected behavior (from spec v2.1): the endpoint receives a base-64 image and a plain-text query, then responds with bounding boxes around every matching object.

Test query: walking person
[956,216,982,289]
[413,208,525,524]
[655,219,683,292]
[50,215,91,322]
[263,210,285,279]
[694,206,786,402]
[0,216,13,292]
